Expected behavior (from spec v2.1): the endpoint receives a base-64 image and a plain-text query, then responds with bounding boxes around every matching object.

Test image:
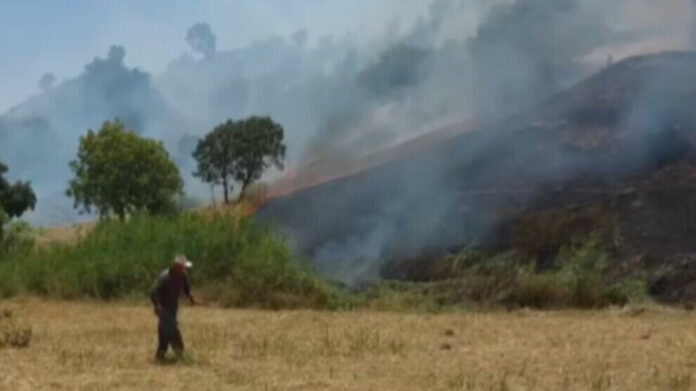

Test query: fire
[259,120,477,209]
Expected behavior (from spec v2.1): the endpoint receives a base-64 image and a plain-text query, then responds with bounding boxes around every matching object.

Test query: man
[150,255,196,361]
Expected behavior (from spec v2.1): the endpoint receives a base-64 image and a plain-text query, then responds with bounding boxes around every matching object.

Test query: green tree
[67,119,183,220]
[193,116,285,203]
[0,160,36,219]
[0,158,36,246]
[192,121,236,204]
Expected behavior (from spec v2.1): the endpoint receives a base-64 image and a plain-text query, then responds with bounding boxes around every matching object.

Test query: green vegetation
[0,209,649,311]
[0,213,334,309]
[0,180,650,312]
[369,235,647,311]
[193,116,286,203]
[0,160,36,220]
[508,235,646,308]
[0,158,36,241]
[67,119,183,220]
[0,221,36,257]
[513,206,618,269]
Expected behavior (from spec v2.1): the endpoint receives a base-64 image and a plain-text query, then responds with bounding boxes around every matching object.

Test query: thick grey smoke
[260,0,696,285]
[468,0,611,115]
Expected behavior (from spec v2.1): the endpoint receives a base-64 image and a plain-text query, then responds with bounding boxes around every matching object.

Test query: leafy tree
[192,121,235,204]
[0,160,36,220]
[231,117,286,200]
[67,119,183,220]
[186,23,217,58]
[193,116,285,203]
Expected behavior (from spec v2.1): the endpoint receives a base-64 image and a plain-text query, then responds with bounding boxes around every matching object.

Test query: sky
[0,0,432,113]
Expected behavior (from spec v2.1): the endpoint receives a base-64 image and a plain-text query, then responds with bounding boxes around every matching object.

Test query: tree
[0,159,36,220]
[186,23,217,59]
[231,117,286,200]
[67,119,183,220]
[192,121,235,204]
[38,73,56,91]
[193,116,285,203]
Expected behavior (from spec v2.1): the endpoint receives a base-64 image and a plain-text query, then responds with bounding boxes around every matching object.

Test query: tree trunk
[222,178,229,204]
[238,181,250,202]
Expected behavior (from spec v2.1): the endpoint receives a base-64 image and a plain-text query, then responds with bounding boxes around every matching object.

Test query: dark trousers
[156,309,184,359]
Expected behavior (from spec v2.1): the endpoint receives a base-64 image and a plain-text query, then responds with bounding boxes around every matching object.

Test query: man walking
[150,255,196,361]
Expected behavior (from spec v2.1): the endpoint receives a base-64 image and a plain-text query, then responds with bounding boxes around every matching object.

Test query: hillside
[259,52,696,286]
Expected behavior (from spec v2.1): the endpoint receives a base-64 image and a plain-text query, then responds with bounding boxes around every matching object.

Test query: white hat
[173,254,193,268]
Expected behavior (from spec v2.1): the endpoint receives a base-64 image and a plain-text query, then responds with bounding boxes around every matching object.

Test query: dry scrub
[2,299,696,390]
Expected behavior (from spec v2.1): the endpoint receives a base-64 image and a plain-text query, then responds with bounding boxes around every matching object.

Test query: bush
[0,221,36,257]
[506,234,647,309]
[509,273,569,308]
[513,207,618,269]
[374,234,648,310]
[0,213,336,309]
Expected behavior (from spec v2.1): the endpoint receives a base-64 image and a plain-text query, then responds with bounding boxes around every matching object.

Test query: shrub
[0,213,336,309]
[513,207,618,269]
[0,221,36,257]
[509,273,569,308]
[505,234,647,309]
[381,234,648,310]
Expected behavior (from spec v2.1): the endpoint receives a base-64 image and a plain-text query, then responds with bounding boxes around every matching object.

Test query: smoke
[260,0,696,284]
[468,0,611,115]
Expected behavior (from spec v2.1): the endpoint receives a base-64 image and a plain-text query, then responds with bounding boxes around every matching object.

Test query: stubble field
[2,299,696,390]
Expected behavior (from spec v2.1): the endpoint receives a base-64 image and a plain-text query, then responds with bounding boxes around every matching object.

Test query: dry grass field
[35,223,94,247]
[2,299,696,390]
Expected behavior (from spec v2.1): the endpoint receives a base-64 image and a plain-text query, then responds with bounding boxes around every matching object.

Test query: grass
[364,236,648,311]
[0,309,31,349]
[0,213,335,309]
[2,299,696,390]
[0,212,650,312]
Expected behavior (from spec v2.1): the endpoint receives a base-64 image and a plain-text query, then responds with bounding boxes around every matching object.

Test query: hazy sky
[0,0,431,113]
[3,0,693,114]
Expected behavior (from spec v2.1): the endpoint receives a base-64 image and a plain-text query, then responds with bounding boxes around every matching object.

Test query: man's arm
[183,273,196,305]
[150,274,164,314]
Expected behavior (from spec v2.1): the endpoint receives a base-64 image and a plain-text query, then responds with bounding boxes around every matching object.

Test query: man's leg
[156,312,172,361]
[171,326,184,358]
[156,326,169,360]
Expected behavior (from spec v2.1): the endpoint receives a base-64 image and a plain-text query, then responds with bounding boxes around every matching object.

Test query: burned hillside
[259,52,696,285]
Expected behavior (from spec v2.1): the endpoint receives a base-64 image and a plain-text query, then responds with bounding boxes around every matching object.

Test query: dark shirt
[150,269,191,313]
